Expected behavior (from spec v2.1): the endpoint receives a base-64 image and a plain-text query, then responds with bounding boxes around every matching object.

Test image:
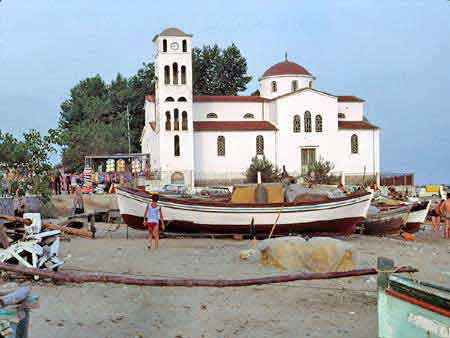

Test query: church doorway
[171,171,185,184]
[301,148,316,175]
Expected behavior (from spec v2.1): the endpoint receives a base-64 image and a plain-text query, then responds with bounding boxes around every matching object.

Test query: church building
[142,27,380,187]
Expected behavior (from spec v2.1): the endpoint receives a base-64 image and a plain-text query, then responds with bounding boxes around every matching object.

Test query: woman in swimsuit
[143,194,165,250]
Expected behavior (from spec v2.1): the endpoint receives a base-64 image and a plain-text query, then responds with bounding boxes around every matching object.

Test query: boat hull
[363,206,411,235]
[404,201,431,233]
[117,187,372,236]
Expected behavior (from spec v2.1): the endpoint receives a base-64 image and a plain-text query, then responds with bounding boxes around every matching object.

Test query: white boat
[116,187,373,236]
[404,201,431,233]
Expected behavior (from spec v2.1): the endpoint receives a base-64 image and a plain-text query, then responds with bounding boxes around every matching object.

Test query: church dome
[262,60,312,78]
[153,27,192,41]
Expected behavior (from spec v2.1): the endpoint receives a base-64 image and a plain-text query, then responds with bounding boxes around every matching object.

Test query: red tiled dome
[262,60,312,77]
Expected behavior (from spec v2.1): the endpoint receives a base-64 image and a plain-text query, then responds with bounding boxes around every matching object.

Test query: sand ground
[24,223,450,338]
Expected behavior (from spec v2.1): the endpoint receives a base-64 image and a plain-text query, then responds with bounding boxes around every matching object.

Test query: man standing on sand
[439,193,450,239]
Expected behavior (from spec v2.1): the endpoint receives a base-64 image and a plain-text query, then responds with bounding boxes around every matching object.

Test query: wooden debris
[0,286,30,306]
[42,223,93,239]
[0,262,418,288]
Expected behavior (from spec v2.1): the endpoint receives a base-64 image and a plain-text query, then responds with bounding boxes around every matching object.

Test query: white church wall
[335,129,380,175]
[264,101,278,124]
[193,102,263,121]
[144,100,156,124]
[338,102,364,120]
[260,75,313,99]
[193,131,277,181]
[274,90,340,176]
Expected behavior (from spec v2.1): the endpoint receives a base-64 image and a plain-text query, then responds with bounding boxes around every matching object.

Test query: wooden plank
[42,223,93,239]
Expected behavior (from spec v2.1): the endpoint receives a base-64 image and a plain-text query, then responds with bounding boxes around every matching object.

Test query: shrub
[245,156,280,183]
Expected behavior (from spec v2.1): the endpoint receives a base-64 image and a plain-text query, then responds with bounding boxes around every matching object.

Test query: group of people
[50,171,80,195]
[431,193,450,239]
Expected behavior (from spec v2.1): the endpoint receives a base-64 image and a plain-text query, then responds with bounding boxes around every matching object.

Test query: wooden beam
[0,262,417,288]
[41,223,93,239]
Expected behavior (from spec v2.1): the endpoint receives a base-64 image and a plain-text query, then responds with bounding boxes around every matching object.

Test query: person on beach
[430,199,444,239]
[439,193,450,239]
[143,194,165,250]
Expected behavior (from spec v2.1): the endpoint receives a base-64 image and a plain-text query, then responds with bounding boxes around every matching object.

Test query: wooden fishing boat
[116,187,373,236]
[362,205,411,235]
[378,274,450,337]
[404,201,431,233]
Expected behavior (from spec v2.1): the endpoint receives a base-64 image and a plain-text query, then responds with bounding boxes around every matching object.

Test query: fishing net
[258,236,356,272]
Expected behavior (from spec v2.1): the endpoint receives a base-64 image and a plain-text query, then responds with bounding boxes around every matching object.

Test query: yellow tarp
[231,185,256,204]
[264,184,284,203]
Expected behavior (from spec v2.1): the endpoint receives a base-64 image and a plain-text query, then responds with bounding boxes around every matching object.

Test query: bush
[245,156,280,183]
[302,158,337,185]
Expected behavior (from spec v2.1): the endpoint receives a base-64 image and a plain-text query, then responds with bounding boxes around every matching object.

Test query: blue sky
[1,0,449,184]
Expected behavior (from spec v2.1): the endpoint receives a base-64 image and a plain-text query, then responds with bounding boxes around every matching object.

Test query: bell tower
[153,27,195,186]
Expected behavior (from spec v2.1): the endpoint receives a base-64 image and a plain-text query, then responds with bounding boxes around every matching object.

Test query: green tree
[302,157,337,185]
[192,44,252,95]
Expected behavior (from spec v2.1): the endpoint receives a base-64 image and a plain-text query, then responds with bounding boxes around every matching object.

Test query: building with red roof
[142,28,380,186]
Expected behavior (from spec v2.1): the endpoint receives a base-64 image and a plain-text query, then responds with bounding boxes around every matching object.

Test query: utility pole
[126,104,131,155]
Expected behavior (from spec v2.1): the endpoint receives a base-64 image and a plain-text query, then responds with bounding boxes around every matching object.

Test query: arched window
[178,97,187,102]
[182,111,188,131]
[172,63,178,85]
[206,113,218,119]
[217,136,225,156]
[174,135,180,157]
[338,113,346,119]
[165,111,171,131]
[351,134,358,154]
[182,39,187,52]
[165,96,174,102]
[163,39,167,52]
[315,115,323,132]
[304,111,312,132]
[181,66,186,84]
[309,81,313,88]
[243,113,254,119]
[164,65,170,84]
[174,109,180,131]
[256,135,264,155]
[293,115,301,133]
[271,81,277,92]
[291,80,298,92]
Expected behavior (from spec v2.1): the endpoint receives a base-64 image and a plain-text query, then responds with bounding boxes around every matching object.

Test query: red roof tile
[194,121,277,132]
[193,96,266,103]
[338,121,379,130]
[337,95,365,103]
[263,60,312,77]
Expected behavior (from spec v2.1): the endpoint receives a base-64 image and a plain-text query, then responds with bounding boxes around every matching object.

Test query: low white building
[142,27,380,187]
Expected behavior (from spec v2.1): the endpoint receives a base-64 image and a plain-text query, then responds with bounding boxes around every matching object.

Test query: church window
[165,111,171,131]
[315,115,323,132]
[164,66,170,84]
[163,39,167,52]
[182,111,188,130]
[174,135,180,157]
[181,66,186,84]
[172,63,179,85]
[304,111,312,132]
[309,81,313,88]
[256,135,264,155]
[182,39,187,52]
[217,136,225,156]
[243,113,254,119]
[165,97,174,102]
[293,115,301,133]
[178,96,187,102]
[338,113,346,119]
[351,134,358,154]
[206,113,218,119]
[174,109,180,131]
[292,80,298,92]
[271,81,277,92]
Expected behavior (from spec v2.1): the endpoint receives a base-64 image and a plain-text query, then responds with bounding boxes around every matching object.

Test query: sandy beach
[22,222,449,338]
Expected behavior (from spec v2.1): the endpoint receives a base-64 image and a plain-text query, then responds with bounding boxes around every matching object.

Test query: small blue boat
[378,258,450,337]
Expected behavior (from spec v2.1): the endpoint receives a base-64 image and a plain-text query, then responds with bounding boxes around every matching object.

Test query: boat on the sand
[362,205,411,235]
[116,187,373,236]
[404,201,431,233]
[378,274,450,337]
